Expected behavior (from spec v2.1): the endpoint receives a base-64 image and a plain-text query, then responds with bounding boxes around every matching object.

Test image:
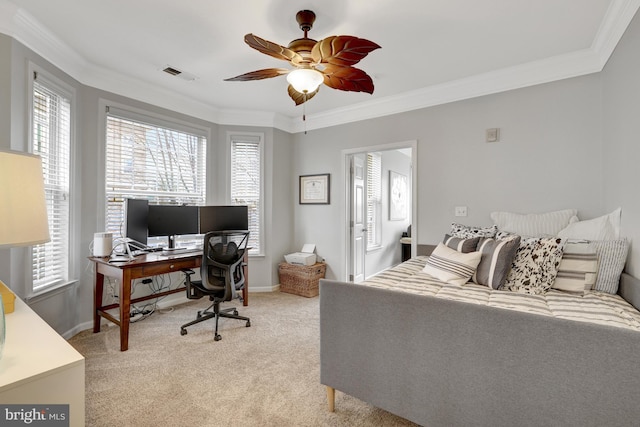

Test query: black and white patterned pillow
[450,223,498,239]
[503,237,565,295]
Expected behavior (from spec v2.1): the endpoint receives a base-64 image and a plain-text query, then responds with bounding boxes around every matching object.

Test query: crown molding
[294,48,604,133]
[592,0,640,67]
[2,0,638,134]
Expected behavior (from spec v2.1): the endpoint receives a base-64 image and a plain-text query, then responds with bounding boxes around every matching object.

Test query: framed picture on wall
[300,173,330,204]
[389,170,407,220]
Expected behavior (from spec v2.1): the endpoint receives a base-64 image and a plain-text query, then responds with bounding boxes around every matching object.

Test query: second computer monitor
[199,205,248,233]
[147,205,199,239]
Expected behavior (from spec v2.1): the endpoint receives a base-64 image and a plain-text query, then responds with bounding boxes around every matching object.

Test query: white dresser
[0,296,85,426]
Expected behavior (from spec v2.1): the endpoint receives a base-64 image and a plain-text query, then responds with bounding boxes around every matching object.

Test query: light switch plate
[486,128,500,142]
[455,206,468,217]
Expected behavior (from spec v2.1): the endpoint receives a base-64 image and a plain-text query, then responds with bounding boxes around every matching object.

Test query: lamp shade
[0,151,50,248]
[286,68,324,94]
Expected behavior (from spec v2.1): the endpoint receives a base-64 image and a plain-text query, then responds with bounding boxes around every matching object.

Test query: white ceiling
[1,0,639,132]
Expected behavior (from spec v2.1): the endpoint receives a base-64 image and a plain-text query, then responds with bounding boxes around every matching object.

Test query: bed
[320,240,640,426]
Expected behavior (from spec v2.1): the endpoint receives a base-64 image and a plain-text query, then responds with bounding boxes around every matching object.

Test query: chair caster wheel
[233,310,239,315]
[214,334,222,341]
[246,321,251,327]
[180,329,187,336]
[197,311,202,318]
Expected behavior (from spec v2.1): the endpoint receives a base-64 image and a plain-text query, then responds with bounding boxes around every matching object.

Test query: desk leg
[119,270,133,351]
[93,271,104,333]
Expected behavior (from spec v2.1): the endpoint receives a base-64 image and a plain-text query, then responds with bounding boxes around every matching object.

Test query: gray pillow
[590,239,629,294]
[443,234,480,253]
[472,236,521,289]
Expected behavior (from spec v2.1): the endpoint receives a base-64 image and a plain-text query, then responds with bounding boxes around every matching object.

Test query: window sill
[366,245,385,254]
[26,280,78,304]
[248,253,266,259]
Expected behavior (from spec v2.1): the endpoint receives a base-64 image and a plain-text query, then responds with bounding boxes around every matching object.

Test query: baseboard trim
[63,285,281,339]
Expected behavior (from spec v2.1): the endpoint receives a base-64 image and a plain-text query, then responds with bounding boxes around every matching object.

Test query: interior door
[351,154,366,283]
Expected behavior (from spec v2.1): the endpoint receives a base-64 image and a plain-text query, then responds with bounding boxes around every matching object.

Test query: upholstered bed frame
[319,245,640,426]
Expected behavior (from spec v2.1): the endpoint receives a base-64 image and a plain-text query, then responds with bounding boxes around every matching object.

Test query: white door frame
[342,140,418,282]
[350,153,366,283]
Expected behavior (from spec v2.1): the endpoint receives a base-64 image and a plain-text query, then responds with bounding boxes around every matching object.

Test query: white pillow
[491,209,578,237]
[557,208,621,241]
[422,243,481,286]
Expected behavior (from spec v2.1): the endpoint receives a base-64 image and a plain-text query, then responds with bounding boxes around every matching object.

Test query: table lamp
[0,150,51,359]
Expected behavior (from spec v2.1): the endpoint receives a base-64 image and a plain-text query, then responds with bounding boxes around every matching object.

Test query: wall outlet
[454,206,468,217]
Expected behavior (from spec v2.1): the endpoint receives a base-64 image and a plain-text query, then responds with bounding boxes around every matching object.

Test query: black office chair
[180,231,251,341]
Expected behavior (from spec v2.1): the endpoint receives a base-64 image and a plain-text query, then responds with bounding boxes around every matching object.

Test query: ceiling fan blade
[244,34,304,64]
[311,36,381,67]
[224,68,289,81]
[321,65,375,94]
[287,85,318,105]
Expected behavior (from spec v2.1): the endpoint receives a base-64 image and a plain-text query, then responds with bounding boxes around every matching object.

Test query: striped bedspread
[360,256,640,331]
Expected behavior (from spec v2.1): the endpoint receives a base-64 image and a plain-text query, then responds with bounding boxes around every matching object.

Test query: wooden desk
[90,250,249,351]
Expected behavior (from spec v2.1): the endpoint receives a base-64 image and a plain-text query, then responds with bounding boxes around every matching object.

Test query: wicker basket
[278,262,326,298]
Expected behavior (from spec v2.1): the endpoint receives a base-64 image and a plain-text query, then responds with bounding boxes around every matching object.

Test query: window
[366,152,382,249]
[229,133,263,255]
[31,73,72,292]
[104,107,207,246]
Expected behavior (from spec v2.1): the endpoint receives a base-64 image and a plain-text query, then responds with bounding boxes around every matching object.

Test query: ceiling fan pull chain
[303,93,307,134]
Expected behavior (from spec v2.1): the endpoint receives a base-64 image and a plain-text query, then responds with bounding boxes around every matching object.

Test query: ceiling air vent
[160,65,198,82]
[163,66,182,76]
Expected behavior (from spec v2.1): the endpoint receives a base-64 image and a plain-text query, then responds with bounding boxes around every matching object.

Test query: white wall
[292,74,604,281]
[602,9,640,276]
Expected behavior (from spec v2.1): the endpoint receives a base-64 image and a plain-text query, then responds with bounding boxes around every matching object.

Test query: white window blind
[105,109,207,241]
[230,135,262,255]
[31,78,71,291]
[366,152,382,249]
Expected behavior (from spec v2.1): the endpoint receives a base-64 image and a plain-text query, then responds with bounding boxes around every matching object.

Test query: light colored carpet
[69,291,419,426]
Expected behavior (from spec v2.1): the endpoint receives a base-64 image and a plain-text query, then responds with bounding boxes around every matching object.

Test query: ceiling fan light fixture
[224,10,380,106]
[286,68,324,94]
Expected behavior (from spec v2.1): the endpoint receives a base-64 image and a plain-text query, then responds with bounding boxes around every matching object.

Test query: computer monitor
[147,205,199,248]
[124,198,149,245]
[198,205,249,233]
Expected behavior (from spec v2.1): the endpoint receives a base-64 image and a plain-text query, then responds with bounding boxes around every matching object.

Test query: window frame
[101,103,209,247]
[366,152,382,251]
[27,64,78,297]
[227,131,265,257]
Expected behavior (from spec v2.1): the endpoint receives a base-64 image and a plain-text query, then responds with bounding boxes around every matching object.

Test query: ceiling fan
[224,10,381,106]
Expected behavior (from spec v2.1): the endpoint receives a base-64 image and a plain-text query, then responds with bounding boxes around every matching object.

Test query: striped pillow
[491,209,578,237]
[552,242,599,295]
[422,243,481,286]
[472,235,521,289]
[443,234,480,253]
[591,239,629,294]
